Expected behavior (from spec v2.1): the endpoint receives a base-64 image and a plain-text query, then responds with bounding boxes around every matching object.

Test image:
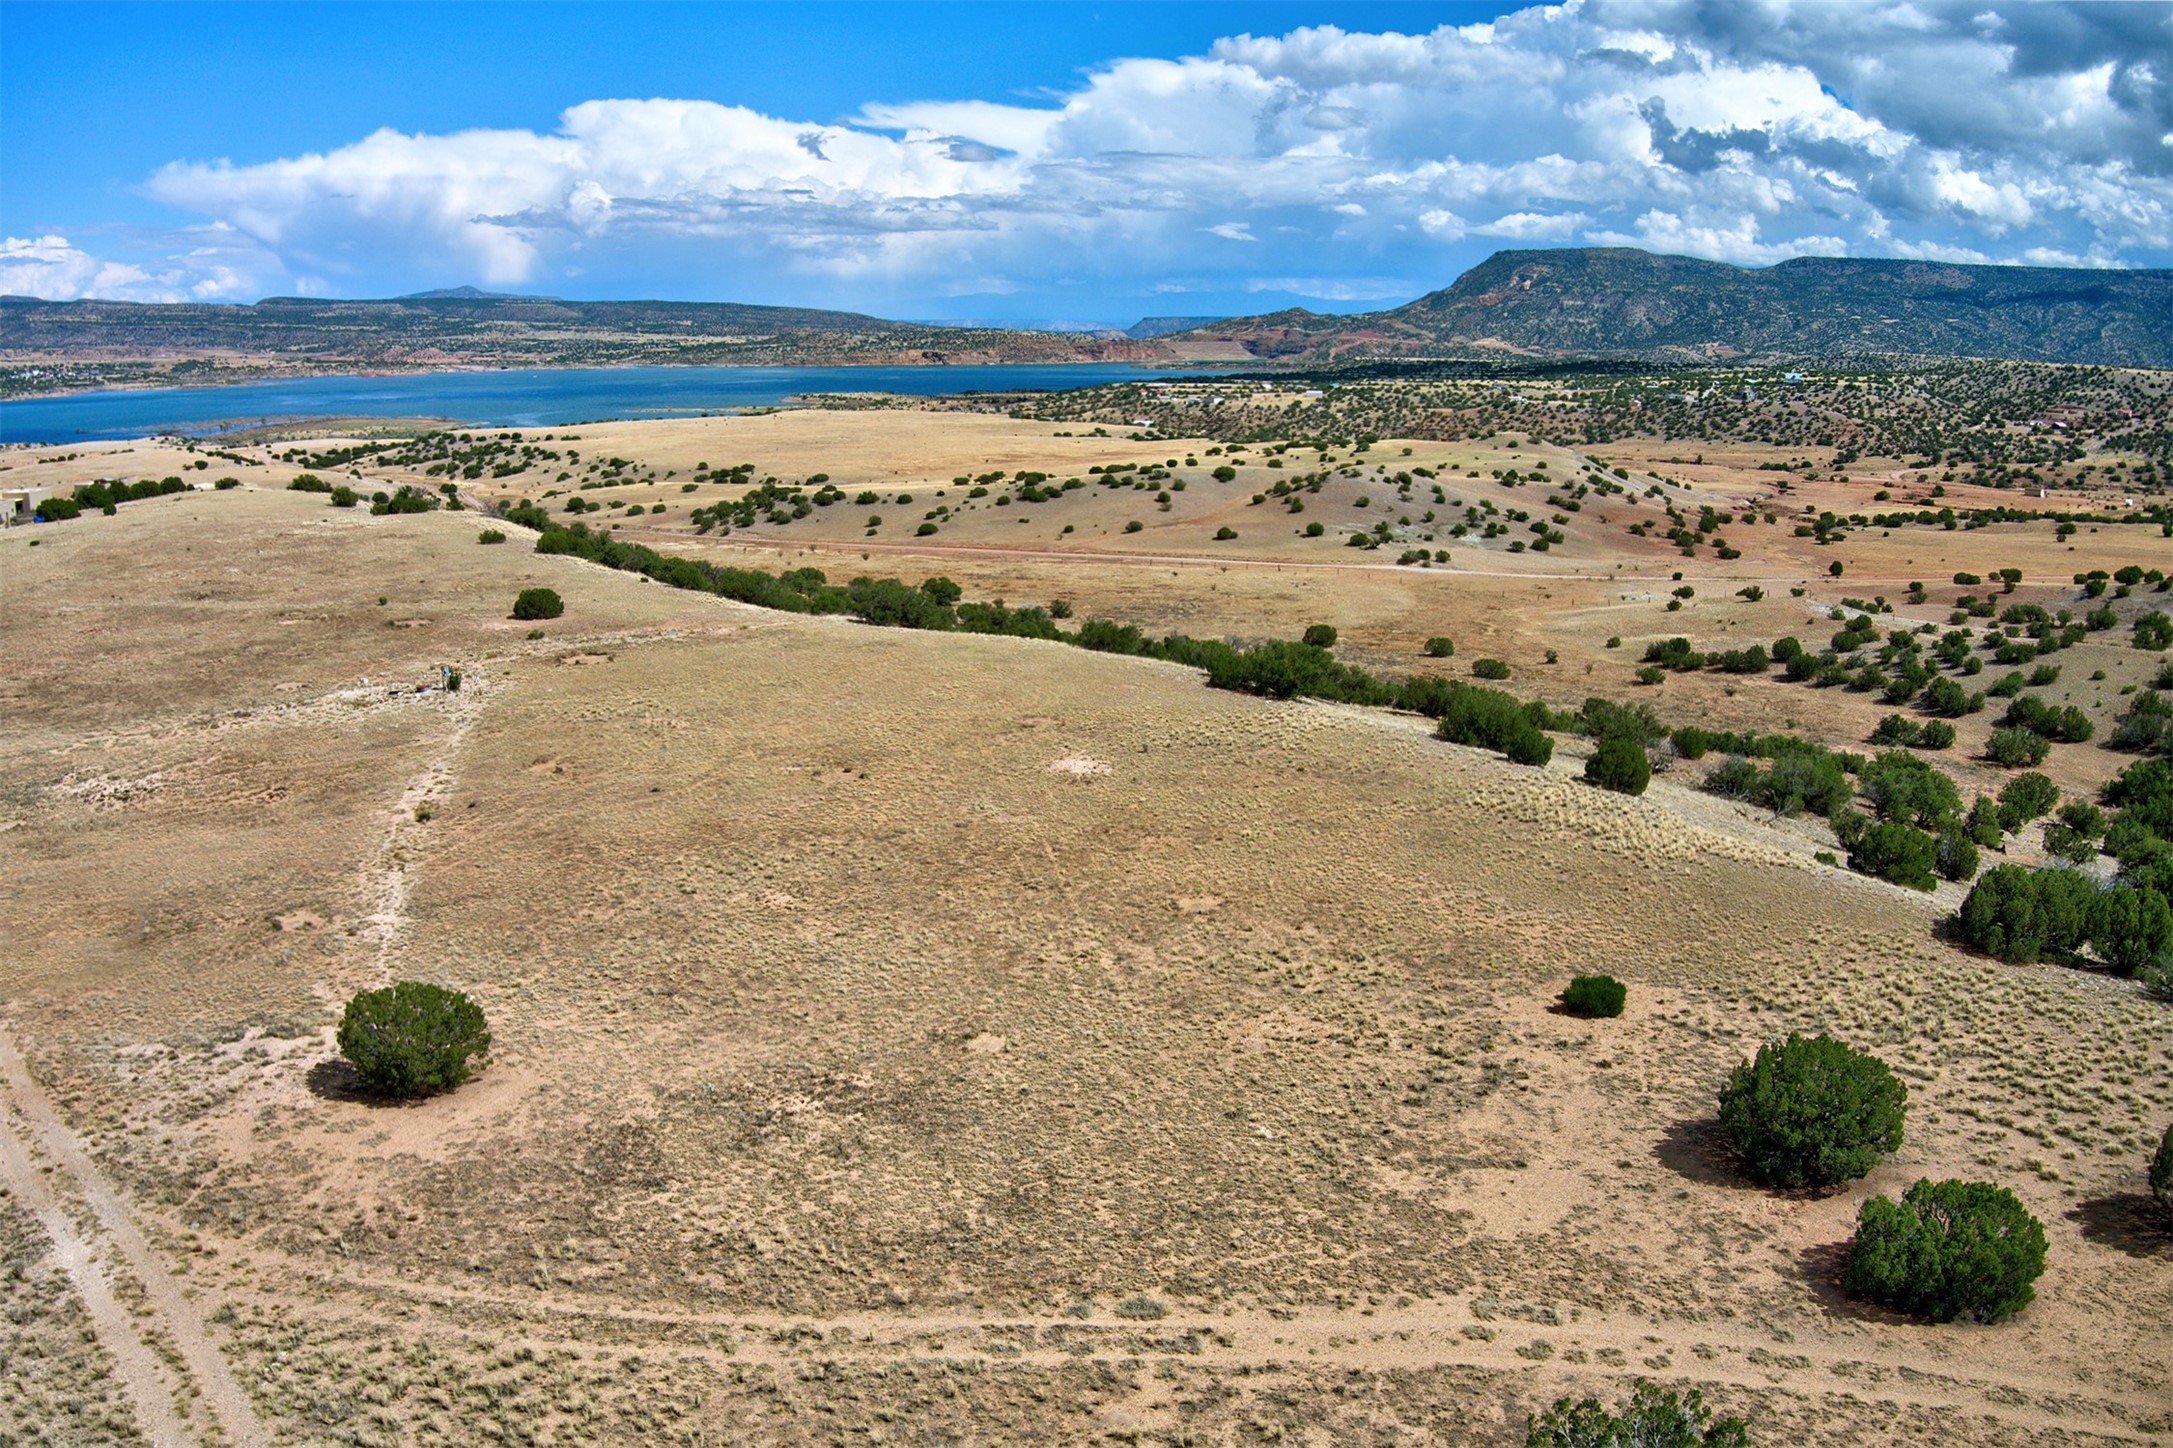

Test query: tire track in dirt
[0,663,512,1446]
[0,1089,192,1447]
[265,1265,2160,1443]
[0,1027,270,1447]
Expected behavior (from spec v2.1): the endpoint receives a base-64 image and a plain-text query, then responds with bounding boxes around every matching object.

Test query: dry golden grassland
[371,409,2171,807]
[0,419,2169,1446]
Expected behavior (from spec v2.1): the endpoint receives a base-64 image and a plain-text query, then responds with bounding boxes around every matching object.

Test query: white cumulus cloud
[103,0,2173,309]
[0,233,263,302]
[1,235,103,298]
[1477,212,1591,240]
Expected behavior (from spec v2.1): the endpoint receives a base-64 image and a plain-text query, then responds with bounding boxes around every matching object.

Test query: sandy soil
[0,437,2167,1445]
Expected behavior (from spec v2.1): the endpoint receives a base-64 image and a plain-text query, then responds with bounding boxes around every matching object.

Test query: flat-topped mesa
[1170,247,2173,368]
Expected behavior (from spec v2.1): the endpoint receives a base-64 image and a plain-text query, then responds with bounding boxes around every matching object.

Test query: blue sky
[2,1,2168,322]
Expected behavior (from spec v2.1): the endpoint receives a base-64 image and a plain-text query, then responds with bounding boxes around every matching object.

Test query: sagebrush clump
[1718,1033,1906,1188]
[336,981,491,1098]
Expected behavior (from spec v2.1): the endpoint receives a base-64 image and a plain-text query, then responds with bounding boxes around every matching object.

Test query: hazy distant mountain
[397,286,541,301]
[908,318,1132,336]
[9,248,2167,384]
[1125,316,1228,339]
[1176,249,2173,368]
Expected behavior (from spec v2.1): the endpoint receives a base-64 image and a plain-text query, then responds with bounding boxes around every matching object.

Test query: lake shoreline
[0,353,1240,404]
[0,360,1232,444]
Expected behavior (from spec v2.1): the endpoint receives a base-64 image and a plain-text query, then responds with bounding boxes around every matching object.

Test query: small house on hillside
[1,486,52,527]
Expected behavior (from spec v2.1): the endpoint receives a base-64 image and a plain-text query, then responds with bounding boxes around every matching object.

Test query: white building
[1,486,53,527]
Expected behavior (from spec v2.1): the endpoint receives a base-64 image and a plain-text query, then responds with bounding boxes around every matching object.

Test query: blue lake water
[0,363,1217,443]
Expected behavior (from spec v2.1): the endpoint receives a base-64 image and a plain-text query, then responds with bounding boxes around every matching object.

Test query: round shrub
[1848,819,1938,891]
[2144,952,2173,1001]
[1424,636,1455,658]
[2093,884,2173,978]
[335,981,491,1098]
[1501,729,1554,767]
[511,586,564,620]
[1953,864,2097,963]
[1718,1033,1906,1188]
[1560,974,1626,1018]
[1472,657,1511,680]
[1842,1178,2047,1322]
[1302,624,1338,649]
[1584,736,1651,796]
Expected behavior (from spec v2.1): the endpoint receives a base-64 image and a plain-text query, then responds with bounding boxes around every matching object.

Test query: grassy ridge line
[520,512,1558,766]
[517,510,2173,962]
[546,509,2173,976]
[513,515,1961,807]
[516,514,1871,770]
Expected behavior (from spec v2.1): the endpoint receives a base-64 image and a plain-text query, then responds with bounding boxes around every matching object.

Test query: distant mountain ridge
[396,286,539,301]
[0,292,1167,375]
[1177,249,2173,368]
[5,248,2168,385]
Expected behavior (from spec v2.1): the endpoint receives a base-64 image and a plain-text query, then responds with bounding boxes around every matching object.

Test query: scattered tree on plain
[512,587,565,620]
[336,982,491,1099]
[1843,1178,2047,1323]
[1559,974,1627,1018]
[1718,1034,1906,1188]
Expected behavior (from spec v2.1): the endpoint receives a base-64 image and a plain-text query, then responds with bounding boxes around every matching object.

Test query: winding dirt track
[0,1065,194,1447]
[0,658,499,1446]
[0,1028,270,1447]
[249,1260,2160,1444]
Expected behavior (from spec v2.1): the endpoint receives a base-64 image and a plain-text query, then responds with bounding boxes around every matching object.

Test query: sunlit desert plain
[3,369,2170,1445]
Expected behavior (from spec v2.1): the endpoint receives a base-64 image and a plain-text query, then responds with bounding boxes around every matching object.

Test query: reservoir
[0,362,1217,443]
